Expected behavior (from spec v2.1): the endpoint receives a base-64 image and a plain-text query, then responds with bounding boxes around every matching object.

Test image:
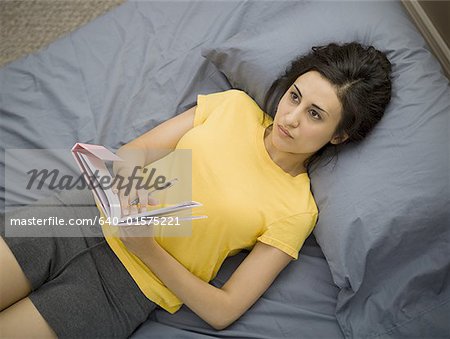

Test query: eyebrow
[293,84,330,117]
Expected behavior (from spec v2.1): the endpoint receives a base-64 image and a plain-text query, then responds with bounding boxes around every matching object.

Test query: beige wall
[418,1,450,48]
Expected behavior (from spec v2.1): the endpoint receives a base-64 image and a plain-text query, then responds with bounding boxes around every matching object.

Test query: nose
[284,106,302,128]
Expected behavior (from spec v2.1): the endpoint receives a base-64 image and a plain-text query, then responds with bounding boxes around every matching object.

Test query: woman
[0,42,392,337]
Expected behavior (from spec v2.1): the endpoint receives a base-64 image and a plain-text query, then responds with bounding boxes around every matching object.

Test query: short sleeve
[256,212,318,260]
[193,90,244,127]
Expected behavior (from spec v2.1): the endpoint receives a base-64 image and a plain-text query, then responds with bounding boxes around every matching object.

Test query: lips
[277,124,293,138]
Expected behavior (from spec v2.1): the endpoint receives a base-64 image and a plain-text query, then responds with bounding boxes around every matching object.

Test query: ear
[330,132,349,145]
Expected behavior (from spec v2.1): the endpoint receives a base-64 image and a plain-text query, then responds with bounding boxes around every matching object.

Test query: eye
[309,110,322,120]
[289,91,299,103]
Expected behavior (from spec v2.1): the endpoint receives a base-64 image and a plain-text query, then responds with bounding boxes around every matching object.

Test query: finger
[119,189,129,216]
[129,191,139,216]
[147,196,160,206]
[137,189,148,213]
[119,190,128,215]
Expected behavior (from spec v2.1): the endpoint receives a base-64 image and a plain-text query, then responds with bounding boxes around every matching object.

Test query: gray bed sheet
[132,236,342,339]
[0,1,344,338]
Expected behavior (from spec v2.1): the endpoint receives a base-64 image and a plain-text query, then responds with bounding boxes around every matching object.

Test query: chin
[274,138,315,155]
[273,140,297,154]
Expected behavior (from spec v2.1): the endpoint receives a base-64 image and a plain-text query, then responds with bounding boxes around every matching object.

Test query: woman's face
[272,71,347,155]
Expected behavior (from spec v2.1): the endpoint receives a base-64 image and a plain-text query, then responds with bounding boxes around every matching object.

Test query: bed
[1,1,449,338]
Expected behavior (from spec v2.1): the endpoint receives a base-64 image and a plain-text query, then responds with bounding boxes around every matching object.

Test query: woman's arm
[114,105,197,173]
[122,234,292,330]
[113,105,196,214]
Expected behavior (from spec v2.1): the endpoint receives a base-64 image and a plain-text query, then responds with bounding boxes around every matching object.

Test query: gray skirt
[1,189,158,338]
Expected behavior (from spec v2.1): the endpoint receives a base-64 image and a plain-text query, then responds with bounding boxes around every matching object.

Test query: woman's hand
[112,165,160,216]
[112,145,147,216]
[109,105,196,216]
[111,142,161,217]
[118,225,158,257]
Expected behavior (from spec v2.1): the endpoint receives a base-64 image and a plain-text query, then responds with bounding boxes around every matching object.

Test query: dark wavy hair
[262,42,392,174]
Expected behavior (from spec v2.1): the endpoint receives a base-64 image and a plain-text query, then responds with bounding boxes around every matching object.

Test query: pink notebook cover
[71,143,123,162]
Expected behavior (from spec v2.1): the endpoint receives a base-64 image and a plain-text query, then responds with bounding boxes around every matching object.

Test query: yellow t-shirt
[101,89,318,314]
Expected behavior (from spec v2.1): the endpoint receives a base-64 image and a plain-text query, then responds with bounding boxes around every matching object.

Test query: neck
[263,125,309,176]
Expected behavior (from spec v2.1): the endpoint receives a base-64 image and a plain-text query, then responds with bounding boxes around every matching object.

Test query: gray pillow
[202,1,450,337]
